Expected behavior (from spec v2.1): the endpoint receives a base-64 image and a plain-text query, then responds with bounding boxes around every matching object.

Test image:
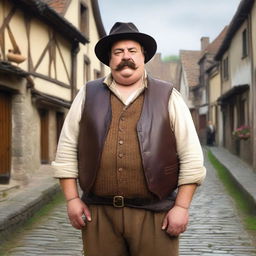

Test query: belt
[82,193,176,212]
[85,194,156,208]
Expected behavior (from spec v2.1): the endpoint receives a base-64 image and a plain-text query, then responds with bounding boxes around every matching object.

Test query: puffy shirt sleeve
[52,85,86,178]
[168,88,206,186]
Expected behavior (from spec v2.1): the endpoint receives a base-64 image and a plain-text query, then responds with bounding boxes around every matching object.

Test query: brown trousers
[82,205,179,256]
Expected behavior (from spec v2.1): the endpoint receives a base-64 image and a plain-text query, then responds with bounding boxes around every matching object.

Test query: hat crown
[109,22,139,35]
[95,21,157,66]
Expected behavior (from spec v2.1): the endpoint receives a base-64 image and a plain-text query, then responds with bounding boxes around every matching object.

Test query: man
[53,22,206,256]
[206,120,216,146]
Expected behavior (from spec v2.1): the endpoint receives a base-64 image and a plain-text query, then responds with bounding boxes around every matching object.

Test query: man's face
[109,40,145,86]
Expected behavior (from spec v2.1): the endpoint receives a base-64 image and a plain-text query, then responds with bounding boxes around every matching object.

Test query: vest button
[118,153,124,158]
[118,168,123,172]
[120,116,125,121]
[119,140,124,145]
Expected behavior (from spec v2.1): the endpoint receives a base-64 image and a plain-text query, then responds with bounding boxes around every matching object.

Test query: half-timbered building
[0,0,106,184]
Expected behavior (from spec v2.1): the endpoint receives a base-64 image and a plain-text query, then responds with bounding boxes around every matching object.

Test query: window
[242,29,248,58]
[80,2,89,36]
[84,55,90,83]
[222,56,229,80]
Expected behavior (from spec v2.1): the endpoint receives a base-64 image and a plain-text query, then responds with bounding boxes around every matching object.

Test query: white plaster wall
[55,35,72,85]
[30,19,50,75]
[209,72,221,103]
[64,0,106,89]
[7,9,28,71]
[1,1,12,59]
[64,0,79,28]
[37,52,50,76]
[87,0,104,74]
[29,18,72,86]
[229,21,252,87]
[34,77,71,101]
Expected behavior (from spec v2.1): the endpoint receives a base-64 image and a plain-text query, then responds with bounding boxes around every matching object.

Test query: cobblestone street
[1,153,256,256]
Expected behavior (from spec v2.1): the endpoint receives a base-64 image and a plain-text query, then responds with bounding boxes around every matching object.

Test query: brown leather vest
[78,76,179,200]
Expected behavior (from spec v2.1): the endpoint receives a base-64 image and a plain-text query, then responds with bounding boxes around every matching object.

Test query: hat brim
[95,32,157,66]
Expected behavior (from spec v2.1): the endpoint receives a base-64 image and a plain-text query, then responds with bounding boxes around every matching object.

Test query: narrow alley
[1,151,256,256]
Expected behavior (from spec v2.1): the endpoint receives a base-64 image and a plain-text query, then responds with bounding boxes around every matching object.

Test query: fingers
[83,205,92,222]
[166,224,187,237]
[162,207,189,236]
[161,216,168,231]
[77,216,86,228]
[70,218,84,229]
[162,218,186,236]
[67,199,91,230]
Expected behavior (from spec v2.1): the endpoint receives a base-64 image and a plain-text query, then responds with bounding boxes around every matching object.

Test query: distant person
[206,120,216,146]
[52,22,206,256]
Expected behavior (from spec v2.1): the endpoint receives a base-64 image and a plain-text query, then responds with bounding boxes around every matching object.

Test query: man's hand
[67,198,91,230]
[162,205,189,236]
[161,183,197,236]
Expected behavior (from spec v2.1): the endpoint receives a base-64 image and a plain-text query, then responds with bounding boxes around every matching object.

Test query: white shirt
[52,74,206,186]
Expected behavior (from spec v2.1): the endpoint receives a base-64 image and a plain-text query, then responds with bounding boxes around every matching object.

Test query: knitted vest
[78,76,179,200]
[91,93,154,199]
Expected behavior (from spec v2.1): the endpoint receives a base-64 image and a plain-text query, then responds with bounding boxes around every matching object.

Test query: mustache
[115,60,138,71]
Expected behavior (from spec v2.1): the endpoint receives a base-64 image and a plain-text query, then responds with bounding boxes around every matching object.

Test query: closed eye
[128,48,137,54]
[113,48,124,56]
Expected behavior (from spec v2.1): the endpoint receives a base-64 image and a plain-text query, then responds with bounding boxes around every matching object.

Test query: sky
[97,0,241,57]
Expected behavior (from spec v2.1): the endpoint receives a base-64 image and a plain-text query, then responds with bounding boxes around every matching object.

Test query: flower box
[233,125,250,140]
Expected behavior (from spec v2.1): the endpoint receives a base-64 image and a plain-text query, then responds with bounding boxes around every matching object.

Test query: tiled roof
[202,26,228,56]
[41,0,70,15]
[180,50,201,87]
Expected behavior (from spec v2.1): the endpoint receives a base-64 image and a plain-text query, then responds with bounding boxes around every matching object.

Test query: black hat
[95,22,157,66]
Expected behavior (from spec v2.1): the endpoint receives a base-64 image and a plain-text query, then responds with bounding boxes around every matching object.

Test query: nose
[122,49,132,60]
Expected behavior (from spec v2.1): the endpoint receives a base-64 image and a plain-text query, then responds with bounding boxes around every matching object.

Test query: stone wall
[12,86,41,184]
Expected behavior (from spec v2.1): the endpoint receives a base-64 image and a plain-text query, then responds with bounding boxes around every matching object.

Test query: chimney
[201,37,210,51]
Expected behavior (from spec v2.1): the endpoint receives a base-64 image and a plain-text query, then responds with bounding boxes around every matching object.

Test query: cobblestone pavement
[179,152,256,256]
[1,153,256,256]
